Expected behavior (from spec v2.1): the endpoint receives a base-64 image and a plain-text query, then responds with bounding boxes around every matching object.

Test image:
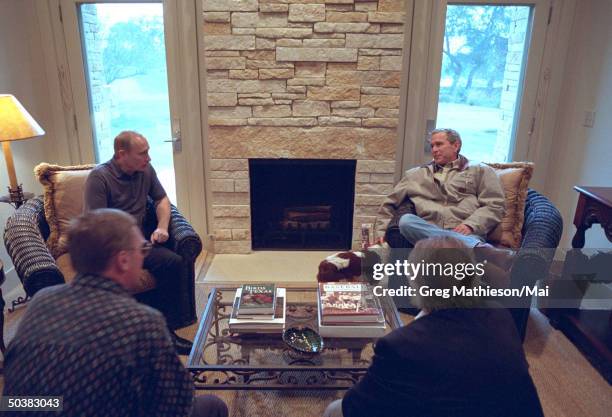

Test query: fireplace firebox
[249,159,356,250]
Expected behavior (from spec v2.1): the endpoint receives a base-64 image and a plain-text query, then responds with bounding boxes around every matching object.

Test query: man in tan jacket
[375,128,505,249]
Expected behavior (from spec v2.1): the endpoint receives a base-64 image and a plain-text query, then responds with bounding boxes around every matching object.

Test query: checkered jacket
[3,274,194,416]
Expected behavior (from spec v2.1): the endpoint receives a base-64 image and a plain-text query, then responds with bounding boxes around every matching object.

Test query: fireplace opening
[249,159,356,250]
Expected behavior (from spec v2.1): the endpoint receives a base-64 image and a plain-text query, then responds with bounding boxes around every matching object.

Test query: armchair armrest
[512,190,564,285]
[168,204,202,261]
[521,189,563,249]
[143,199,203,261]
[3,197,64,296]
[510,190,563,286]
[509,190,563,341]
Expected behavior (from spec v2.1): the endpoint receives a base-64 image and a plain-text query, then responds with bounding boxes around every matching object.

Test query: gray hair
[429,128,462,152]
[408,236,482,311]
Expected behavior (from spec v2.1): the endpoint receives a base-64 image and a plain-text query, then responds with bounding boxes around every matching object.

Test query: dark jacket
[342,308,544,417]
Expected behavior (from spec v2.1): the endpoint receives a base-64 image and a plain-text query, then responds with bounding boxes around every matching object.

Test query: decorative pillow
[484,162,534,248]
[34,163,95,258]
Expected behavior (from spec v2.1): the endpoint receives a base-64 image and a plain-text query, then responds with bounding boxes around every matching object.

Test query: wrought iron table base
[191,368,368,390]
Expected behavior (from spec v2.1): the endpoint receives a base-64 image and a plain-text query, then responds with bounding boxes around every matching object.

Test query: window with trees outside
[436,5,532,162]
[79,3,176,202]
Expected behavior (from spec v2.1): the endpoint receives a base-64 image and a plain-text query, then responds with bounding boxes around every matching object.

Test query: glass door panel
[435,4,533,162]
[78,2,176,202]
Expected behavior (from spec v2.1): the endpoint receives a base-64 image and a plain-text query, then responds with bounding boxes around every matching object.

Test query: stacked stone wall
[494,7,530,161]
[203,0,406,253]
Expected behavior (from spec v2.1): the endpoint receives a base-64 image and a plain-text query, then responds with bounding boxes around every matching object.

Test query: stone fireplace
[204,0,406,253]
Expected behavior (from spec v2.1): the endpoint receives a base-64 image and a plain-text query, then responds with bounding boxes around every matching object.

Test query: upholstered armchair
[384,189,563,341]
[3,165,202,329]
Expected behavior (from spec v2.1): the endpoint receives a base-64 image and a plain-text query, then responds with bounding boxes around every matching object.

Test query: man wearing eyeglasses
[84,130,192,354]
[3,209,228,417]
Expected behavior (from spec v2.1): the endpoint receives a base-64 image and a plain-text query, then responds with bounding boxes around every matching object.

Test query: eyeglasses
[130,241,153,256]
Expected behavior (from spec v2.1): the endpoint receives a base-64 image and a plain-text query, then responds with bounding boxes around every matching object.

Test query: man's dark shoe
[171,332,193,355]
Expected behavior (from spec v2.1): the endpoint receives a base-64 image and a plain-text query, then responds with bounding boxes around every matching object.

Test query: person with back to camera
[3,209,228,417]
[323,236,544,417]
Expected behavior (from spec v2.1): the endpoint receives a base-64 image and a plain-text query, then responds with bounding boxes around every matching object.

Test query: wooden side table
[571,186,612,248]
[551,186,612,383]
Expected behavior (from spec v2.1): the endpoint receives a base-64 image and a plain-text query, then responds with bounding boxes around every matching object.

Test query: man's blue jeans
[398,214,485,247]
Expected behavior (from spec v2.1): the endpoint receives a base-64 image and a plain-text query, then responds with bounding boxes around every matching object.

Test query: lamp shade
[0,94,45,141]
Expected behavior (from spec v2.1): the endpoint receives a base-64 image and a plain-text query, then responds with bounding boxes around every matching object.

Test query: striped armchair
[384,189,563,341]
[3,196,202,328]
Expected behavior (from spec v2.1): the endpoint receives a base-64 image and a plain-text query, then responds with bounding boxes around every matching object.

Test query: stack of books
[317,282,386,338]
[229,283,286,334]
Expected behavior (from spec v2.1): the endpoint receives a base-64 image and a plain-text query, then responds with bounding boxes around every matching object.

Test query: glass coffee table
[187,286,403,390]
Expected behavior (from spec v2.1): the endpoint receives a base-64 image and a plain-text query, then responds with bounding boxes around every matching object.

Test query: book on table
[317,282,386,338]
[229,287,286,334]
[317,308,386,338]
[237,283,276,318]
[318,282,384,324]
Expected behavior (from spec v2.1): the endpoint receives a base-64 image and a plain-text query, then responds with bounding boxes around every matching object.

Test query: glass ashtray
[282,327,324,354]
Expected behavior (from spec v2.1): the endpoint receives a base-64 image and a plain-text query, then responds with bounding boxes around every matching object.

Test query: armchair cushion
[34,163,95,258]
[485,162,534,248]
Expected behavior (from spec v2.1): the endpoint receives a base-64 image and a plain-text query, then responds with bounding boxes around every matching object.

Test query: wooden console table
[552,186,612,383]
[572,186,612,248]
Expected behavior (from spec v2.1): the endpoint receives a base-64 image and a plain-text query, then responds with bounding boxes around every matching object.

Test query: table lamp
[0,94,45,208]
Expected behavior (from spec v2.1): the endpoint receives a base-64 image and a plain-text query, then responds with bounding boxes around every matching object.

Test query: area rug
[227,390,342,417]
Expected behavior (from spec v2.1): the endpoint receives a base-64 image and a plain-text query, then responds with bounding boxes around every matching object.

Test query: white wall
[0,0,64,298]
[545,0,612,249]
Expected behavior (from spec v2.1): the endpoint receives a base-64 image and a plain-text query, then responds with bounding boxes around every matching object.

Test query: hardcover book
[237,283,276,316]
[230,288,286,334]
[318,282,383,323]
[317,299,386,338]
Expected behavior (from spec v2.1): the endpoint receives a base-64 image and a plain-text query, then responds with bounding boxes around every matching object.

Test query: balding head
[112,131,151,175]
[114,131,145,156]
